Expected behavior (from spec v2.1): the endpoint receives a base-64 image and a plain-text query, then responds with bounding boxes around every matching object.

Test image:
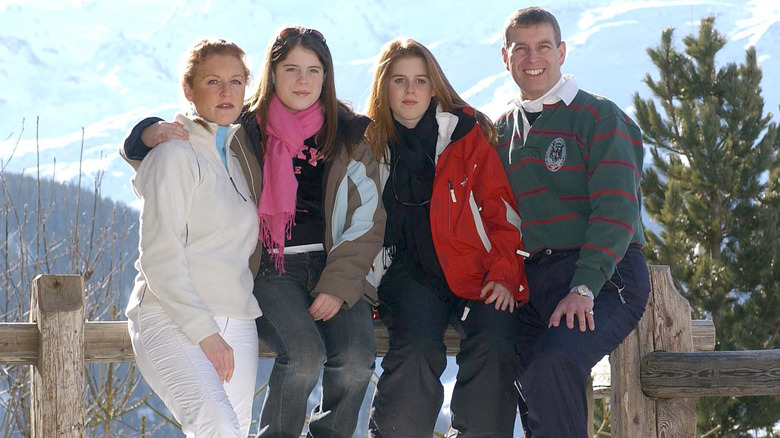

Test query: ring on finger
[587,309,594,316]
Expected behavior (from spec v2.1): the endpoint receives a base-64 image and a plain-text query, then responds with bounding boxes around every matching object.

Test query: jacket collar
[174,113,241,145]
[433,105,477,164]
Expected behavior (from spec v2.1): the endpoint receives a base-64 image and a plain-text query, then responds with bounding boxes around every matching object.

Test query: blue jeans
[368,264,520,438]
[253,251,376,438]
[516,244,650,438]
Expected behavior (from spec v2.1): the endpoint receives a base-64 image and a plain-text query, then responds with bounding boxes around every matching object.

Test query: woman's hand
[480,281,515,313]
[141,121,189,147]
[199,333,234,383]
[309,293,344,322]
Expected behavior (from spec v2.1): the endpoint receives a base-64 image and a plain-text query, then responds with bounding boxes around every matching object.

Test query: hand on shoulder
[142,121,189,148]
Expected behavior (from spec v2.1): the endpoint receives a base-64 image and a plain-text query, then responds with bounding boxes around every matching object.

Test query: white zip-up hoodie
[126,114,261,344]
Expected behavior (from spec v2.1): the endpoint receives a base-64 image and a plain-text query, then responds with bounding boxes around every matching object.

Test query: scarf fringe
[260,212,295,274]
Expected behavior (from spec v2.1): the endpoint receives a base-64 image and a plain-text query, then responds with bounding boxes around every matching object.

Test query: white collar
[175,113,240,145]
[513,74,578,113]
[508,75,579,152]
[434,104,459,164]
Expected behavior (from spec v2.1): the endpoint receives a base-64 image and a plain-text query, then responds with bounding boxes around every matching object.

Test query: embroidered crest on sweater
[545,138,566,172]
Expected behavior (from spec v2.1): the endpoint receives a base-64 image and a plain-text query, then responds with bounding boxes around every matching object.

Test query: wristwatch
[570,285,594,300]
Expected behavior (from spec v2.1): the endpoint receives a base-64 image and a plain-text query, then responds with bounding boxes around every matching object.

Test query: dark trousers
[516,244,650,438]
[368,264,520,438]
[254,251,376,438]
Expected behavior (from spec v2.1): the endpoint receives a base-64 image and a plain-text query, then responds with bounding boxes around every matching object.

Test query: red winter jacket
[428,106,529,303]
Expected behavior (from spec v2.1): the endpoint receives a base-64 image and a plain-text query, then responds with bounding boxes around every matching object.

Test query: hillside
[0,170,139,316]
[1,0,778,209]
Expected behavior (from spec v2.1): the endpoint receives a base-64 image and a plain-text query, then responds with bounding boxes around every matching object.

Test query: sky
[2,1,780,435]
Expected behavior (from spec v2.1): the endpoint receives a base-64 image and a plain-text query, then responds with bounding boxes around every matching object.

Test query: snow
[1,1,779,435]
[731,0,780,48]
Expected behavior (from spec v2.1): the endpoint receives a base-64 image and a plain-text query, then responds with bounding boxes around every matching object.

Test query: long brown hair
[365,38,497,162]
[246,26,351,161]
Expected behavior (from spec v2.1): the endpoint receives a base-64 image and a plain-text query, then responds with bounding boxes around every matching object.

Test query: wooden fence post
[29,274,86,438]
[610,265,696,437]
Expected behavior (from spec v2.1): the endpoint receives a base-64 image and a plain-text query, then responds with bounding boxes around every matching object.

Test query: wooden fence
[1,266,779,437]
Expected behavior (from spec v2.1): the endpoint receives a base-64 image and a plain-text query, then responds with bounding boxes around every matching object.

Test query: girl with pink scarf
[121,27,385,438]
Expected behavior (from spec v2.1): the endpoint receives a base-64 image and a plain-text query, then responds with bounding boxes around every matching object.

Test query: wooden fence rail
[0,316,716,365]
[1,268,779,437]
[641,349,780,398]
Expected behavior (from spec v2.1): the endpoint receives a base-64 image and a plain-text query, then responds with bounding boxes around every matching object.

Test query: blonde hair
[181,38,249,88]
[365,38,497,162]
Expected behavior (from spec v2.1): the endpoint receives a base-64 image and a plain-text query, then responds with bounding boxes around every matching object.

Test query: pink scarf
[257,94,325,271]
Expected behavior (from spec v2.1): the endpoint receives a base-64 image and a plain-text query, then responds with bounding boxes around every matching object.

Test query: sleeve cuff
[570,267,608,298]
[124,117,163,161]
[180,316,221,345]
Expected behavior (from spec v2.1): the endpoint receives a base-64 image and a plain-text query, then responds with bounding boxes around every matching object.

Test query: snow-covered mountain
[2,0,778,210]
[1,1,779,435]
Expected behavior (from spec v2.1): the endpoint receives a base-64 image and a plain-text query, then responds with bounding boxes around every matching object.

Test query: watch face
[576,285,593,298]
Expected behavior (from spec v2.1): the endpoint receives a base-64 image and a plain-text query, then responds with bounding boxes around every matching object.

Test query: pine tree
[633,16,780,437]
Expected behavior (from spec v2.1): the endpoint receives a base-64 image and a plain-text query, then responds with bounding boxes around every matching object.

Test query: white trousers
[128,305,258,437]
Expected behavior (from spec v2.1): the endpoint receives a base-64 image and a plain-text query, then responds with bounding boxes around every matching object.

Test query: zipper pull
[516,249,530,258]
[617,285,626,304]
[461,302,471,321]
[448,180,457,203]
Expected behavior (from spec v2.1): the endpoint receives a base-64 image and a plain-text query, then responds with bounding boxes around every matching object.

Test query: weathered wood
[83,321,135,362]
[691,319,715,352]
[0,319,715,364]
[649,265,696,438]
[611,265,697,437]
[641,349,780,398]
[29,274,86,438]
[611,268,656,437]
[79,319,454,361]
[0,323,39,364]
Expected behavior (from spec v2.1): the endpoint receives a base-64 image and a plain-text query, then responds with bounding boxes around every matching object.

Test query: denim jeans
[368,264,520,438]
[516,244,650,438]
[253,251,376,438]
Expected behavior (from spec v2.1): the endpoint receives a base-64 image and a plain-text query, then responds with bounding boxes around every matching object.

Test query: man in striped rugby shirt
[495,6,651,437]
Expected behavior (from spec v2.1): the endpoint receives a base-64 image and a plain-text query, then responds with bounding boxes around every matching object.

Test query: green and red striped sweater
[495,86,646,296]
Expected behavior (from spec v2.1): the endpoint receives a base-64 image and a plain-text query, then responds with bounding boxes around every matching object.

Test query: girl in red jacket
[365,38,530,438]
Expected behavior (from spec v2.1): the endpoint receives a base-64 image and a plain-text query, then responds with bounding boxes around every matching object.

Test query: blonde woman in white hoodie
[125,38,261,438]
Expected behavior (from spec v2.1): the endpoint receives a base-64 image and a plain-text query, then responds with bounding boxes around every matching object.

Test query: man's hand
[199,333,234,383]
[141,121,189,147]
[480,281,515,313]
[309,293,344,321]
[548,293,595,332]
